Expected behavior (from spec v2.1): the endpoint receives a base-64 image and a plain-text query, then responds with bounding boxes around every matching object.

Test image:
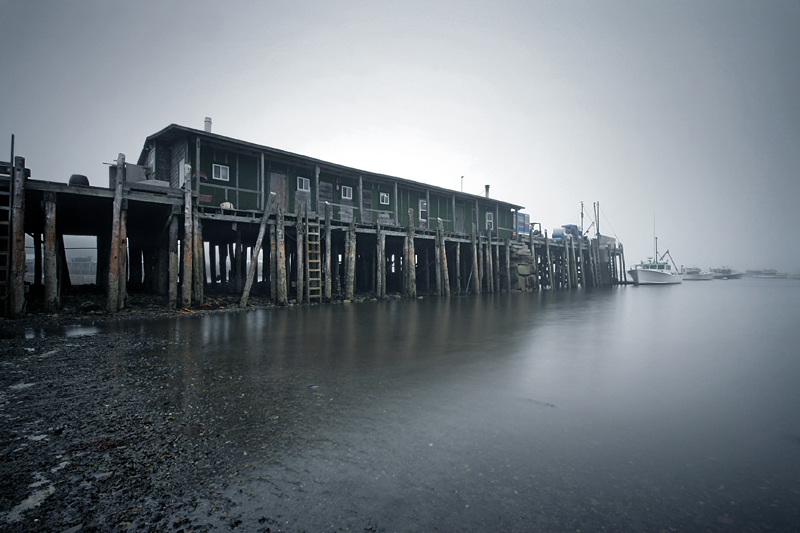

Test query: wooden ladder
[306,219,322,302]
[0,162,13,317]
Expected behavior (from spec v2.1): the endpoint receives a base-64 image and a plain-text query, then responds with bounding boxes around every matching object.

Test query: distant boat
[746,269,788,279]
[681,267,713,281]
[710,267,742,280]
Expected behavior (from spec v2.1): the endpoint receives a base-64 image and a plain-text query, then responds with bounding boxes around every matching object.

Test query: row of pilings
[2,155,626,318]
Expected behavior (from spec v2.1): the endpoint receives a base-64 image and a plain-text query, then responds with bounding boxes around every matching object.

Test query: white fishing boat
[627,233,682,285]
[681,267,714,281]
[628,258,683,284]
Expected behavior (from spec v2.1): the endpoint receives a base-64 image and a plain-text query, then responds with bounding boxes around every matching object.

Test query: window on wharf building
[380,191,390,205]
[298,176,310,191]
[486,211,494,230]
[341,185,353,200]
[419,199,428,221]
[213,164,229,181]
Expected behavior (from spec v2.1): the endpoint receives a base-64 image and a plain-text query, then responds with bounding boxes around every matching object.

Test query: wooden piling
[107,154,125,313]
[406,208,416,298]
[439,230,450,297]
[269,225,277,300]
[505,238,511,292]
[493,239,500,293]
[486,235,494,293]
[471,226,480,295]
[544,230,553,289]
[376,219,385,299]
[296,204,305,303]
[168,214,179,308]
[455,241,461,295]
[345,222,356,300]
[276,207,288,304]
[433,238,441,296]
[209,243,217,287]
[240,192,276,307]
[324,203,332,301]
[118,208,128,308]
[477,232,484,292]
[193,217,203,305]
[43,191,58,311]
[33,233,42,289]
[9,157,26,317]
[181,166,193,308]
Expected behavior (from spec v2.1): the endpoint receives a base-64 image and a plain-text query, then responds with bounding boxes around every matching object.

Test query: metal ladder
[306,219,322,302]
[0,162,13,316]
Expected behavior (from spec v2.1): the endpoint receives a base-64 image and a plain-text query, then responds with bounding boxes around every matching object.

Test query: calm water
[110,279,800,531]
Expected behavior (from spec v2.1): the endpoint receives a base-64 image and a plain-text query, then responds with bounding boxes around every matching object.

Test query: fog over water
[86,279,800,531]
[3,0,800,272]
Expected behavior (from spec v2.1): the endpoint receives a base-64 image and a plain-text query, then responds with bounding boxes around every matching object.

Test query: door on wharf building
[455,204,465,234]
[270,172,287,212]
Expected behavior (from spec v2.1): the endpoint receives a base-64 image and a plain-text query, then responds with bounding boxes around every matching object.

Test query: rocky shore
[0,292,290,533]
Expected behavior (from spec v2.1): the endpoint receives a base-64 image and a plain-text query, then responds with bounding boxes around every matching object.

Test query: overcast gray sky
[2,0,799,272]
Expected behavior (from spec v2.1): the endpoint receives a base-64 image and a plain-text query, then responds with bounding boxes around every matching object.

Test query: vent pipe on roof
[485,184,490,198]
[204,117,212,132]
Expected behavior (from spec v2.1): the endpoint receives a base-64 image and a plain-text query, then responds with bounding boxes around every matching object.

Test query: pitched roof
[138,124,524,210]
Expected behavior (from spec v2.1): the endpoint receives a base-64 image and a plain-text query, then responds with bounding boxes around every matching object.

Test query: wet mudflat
[2,280,799,532]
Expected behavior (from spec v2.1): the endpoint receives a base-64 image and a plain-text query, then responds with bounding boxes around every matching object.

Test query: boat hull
[712,272,743,280]
[628,269,683,285]
[683,272,714,281]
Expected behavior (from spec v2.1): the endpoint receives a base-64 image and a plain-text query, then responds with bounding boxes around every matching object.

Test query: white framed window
[341,185,353,200]
[212,163,229,181]
[380,192,390,205]
[419,199,428,221]
[297,176,310,191]
[486,211,494,230]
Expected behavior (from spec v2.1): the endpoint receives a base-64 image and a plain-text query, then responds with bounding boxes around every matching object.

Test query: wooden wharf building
[0,123,626,318]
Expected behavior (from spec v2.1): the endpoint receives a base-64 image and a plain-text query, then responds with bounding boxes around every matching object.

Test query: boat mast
[653,214,657,262]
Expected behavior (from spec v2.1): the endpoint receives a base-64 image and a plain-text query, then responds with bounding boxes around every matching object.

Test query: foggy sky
[2,0,799,272]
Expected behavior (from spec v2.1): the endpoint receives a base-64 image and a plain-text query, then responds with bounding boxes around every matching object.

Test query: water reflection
[55,284,800,530]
